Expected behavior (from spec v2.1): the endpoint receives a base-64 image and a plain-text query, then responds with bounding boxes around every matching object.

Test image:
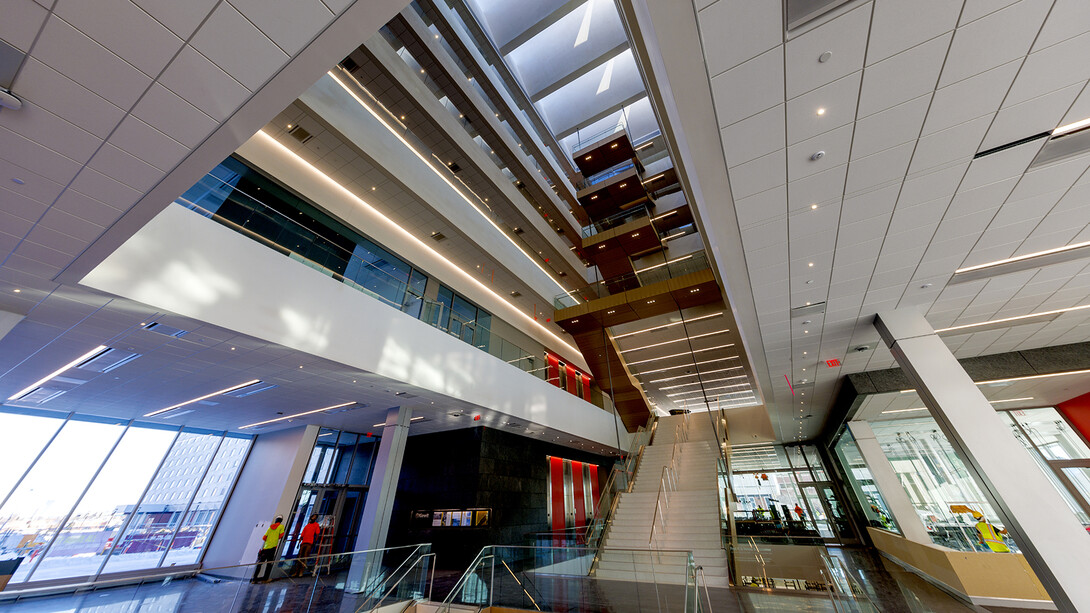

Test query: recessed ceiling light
[12,289,20,293]
[7,345,110,400]
[145,379,263,417]
[816,108,826,116]
[808,262,814,267]
[810,204,817,210]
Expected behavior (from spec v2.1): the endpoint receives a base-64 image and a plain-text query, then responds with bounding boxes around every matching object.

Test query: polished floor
[0,548,1052,612]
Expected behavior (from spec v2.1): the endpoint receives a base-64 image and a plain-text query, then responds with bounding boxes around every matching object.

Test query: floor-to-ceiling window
[0,408,250,586]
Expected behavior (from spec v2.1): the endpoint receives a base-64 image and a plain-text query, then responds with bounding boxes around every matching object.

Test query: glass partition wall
[830,404,1090,554]
[0,408,251,587]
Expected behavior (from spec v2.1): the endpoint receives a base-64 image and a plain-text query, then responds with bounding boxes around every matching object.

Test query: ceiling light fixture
[936,303,1090,334]
[636,360,743,376]
[816,108,826,116]
[989,397,1034,404]
[619,329,731,353]
[7,345,110,400]
[372,416,426,427]
[145,379,263,417]
[627,346,739,367]
[1053,117,1090,137]
[647,369,747,383]
[977,369,1090,386]
[952,240,1090,284]
[613,311,722,339]
[254,131,583,361]
[659,375,749,390]
[241,401,356,429]
[881,407,928,414]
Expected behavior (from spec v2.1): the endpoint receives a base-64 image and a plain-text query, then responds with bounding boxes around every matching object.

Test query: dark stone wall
[386,426,614,569]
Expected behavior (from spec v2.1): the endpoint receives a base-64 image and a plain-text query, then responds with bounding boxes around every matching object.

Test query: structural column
[346,406,412,592]
[874,310,1090,612]
[846,421,932,544]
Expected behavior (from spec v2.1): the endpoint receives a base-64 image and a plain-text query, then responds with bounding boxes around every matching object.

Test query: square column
[874,310,1090,612]
[846,421,932,544]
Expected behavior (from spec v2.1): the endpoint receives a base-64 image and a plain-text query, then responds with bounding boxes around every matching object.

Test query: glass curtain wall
[831,430,900,533]
[0,408,251,586]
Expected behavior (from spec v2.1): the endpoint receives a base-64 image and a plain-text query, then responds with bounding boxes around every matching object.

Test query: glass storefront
[0,408,250,585]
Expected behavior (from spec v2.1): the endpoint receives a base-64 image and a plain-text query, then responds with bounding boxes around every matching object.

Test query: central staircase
[595,414,730,588]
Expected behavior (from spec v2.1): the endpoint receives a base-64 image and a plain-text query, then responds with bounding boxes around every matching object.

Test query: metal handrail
[499,558,541,611]
[360,551,436,612]
[438,552,493,613]
[554,251,710,308]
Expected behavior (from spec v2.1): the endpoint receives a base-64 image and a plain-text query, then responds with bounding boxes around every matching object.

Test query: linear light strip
[954,240,1090,274]
[659,375,749,390]
[881,407,927,414]
[619,329,730,353]
[647,367,745,383]
[253,133,584,361]
[145,380,263,417]
[667,386,752,398]
[989,397,1034,404]
[1053,117,1090,137]
[635,360,743,376]
[327,71,572,299]
[976,369,1090,386]
[241,401,356,429]
[374,416,426,427]
[632,254,693,275]
[613,312,722,339]
[7,345,110,400]
[626,345,737,366]
[935,303,1090,333]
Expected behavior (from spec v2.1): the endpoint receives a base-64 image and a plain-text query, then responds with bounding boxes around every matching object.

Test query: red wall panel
[581,374,592,402]
[1057,391,1090,446]
[565,364,579,394]
[546,354,561,387]
[549,456,566,531]
[572,461,586,526]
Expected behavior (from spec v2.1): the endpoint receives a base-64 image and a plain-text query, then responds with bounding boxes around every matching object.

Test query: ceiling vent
[430,231,446,242]
[17,387,66,404]
[222,383,279,398]
[340,56,359,73]
[77,348,141,373]
[289,125,313,144]
[790,302,826,318]
[785,0,855,31]
[512,226,524,234]
[158,409,194,419]
[394,391,418,398]
[144,322,188,338]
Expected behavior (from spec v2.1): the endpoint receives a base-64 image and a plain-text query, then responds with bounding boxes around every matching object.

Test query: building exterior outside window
[0,408,250,586]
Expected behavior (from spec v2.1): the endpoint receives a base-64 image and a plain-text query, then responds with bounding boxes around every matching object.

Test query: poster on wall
[413,508,492,528]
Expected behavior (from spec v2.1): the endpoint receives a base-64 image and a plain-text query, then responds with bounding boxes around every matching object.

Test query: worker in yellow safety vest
[972,512,1009,553]
[253,515,286,582]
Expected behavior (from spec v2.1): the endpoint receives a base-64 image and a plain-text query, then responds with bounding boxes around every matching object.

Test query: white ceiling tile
[133,0,219,39]
[52,190,125,227]
[720,105,784,167]
[939,0,1051,87]
[108,115,190,173]
[735,185,787,229]
[858,33,951,118]
[711,47,784,127]
[229,0,333,57]
[12,58,125,140]
[728,150,786,199]
[924,60,1020,135]
[54,0,183,77]
[890,197,948,232]
[191,2,288,91]
[958,141,1038,192]
[87,144,165,193]
[1009,157,1090,201]
[989,189,1064,228]
[908,114,993,175]
[698,0,781,77]
[131,83,217,149]
[787,164,847,212]
[786,71,860,144]
[844,141,914,195]
[0,0,48,51]
[0,156,64,204]
[867,0,961,64]
[69,166,143,210]
[30,15,152,110]
[981,82,1084,151]
[1006,31,1090,106]
[784,3,871,99]
[841,182,900,223]
[159,46,251,122]
[0,124,82,185]
[899,162,969,207]
[0,183,51,224]
[1032,0,1090,50]
[851,94,930,159]
[36,207,105,243]
[945,177,1018,219]
[786,123,852,181]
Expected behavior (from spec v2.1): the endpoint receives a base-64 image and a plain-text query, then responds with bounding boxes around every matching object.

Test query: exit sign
[825,359,841,368]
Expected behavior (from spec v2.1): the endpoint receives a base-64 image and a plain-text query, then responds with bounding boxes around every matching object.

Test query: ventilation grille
[785,0,855,31]
[18,387,66,404]
[430,232,446,242]
[323,403,364,414]
[394,391,417,398]
[144,322,188,338]
[790,302,826,317]
[77,348,141,373]
[289,125,313,144]
[222,383,279,398]
[510,291,521,298]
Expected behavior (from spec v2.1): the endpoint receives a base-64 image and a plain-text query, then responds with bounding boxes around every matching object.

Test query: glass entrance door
[801,483,852,543]
[285,487,365,556]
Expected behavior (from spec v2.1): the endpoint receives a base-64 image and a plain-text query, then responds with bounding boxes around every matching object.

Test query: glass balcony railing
[581,203,652,238]
[554,251,711,309]
[176,174,603,408]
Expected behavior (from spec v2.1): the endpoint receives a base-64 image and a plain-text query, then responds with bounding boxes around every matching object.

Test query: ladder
[313,514,336,576]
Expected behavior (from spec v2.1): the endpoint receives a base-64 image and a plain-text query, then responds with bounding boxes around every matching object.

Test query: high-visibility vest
[262,523,285,550]
[976,521,1009,553]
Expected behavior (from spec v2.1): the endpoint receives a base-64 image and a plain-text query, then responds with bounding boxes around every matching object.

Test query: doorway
[284,486,367,556]
[800,482,853,544]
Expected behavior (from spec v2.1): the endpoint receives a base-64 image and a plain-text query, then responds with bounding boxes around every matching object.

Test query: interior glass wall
[831,430,899,534]
[0,408,251,586]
